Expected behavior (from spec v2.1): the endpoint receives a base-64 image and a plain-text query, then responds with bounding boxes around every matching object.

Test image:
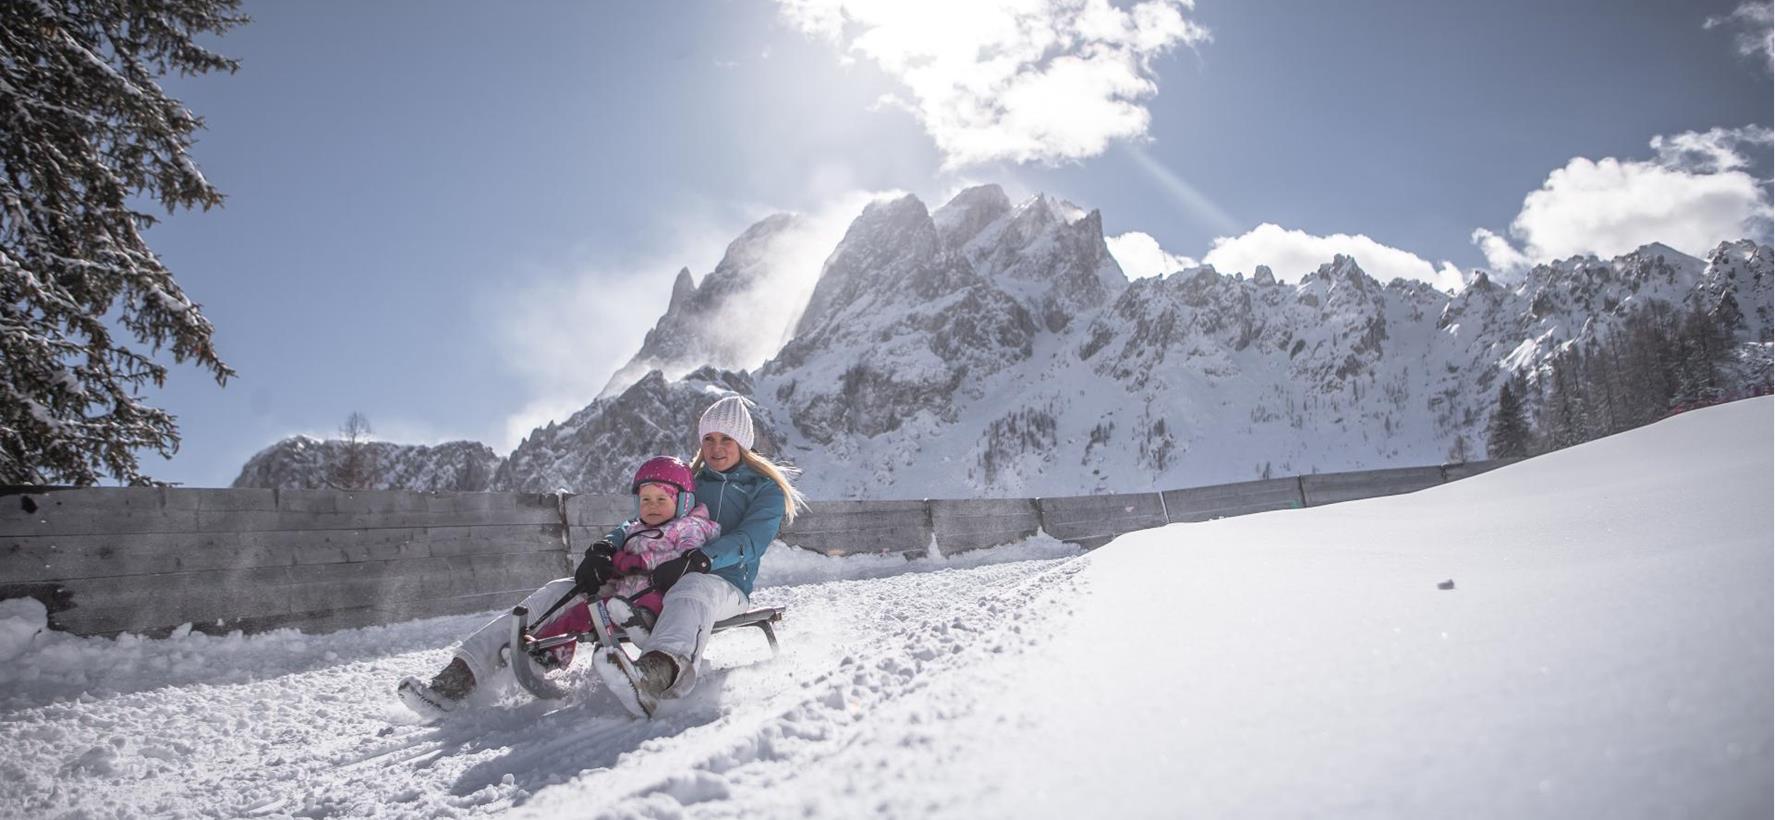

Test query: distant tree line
[1487,299,1757,458]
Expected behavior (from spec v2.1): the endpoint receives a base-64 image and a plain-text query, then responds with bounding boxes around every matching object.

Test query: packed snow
[1,399,1768,818]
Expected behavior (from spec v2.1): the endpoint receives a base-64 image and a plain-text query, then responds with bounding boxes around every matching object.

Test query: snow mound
[0,597,47,662]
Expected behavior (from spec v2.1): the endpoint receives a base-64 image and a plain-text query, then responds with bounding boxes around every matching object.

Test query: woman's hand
[650,550,711,594]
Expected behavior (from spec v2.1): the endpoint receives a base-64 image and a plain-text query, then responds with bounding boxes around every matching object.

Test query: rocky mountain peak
[667,266,696,312]
[933,184,1012,249]
[789,194,943,340]
[599,213,807,398]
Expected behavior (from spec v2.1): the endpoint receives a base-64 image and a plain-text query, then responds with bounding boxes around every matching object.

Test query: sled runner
[507,599,783,702]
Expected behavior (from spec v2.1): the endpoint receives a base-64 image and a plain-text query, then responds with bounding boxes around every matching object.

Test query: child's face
[637,483,676,526]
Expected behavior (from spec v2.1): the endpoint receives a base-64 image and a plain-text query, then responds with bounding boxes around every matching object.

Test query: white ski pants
[450,572,750,699]
[649,572,751,698]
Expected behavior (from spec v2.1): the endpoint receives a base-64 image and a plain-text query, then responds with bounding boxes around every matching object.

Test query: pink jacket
[608,503,720,609]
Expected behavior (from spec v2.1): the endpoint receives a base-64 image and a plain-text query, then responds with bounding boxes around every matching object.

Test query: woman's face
[637,483,676,526]
[701,432,741,472]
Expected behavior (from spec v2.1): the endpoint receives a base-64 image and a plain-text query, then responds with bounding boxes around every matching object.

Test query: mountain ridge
[233,187,1773,497]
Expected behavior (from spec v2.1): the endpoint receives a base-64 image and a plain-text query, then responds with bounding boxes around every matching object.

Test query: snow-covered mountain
[235,187,1772,499]
[496,368,788,494]
[509,185,1768,499]
[598,212,831,399]
[231,437,502,492]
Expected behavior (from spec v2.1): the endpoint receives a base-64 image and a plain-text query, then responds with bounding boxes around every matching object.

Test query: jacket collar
[698,461,758,483]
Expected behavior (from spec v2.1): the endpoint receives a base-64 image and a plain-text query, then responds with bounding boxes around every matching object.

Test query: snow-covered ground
[2,399,1769,818]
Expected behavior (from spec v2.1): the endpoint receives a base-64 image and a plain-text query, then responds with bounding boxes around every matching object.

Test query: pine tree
[1486,381,1531,458]
[1675,301,1733,405]
[327,412,378,490]
[1,1,246,485]
[1537,349,1589,452]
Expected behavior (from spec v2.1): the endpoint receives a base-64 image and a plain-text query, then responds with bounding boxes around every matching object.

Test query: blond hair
[691,448,809,525]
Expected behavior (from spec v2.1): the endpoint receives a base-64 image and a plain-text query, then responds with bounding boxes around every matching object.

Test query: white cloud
[775,0,1209,169]
[490,252,703,453]
[1472,126,1774,277]
[1202,223,1466,291]
[1705,2,1774,71]
[1650,124,1773,173]
[1105,231,1196,280]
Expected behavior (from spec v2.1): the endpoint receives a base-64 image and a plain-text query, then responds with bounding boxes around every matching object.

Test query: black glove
[574,541,618,591]
[650,549,711,594]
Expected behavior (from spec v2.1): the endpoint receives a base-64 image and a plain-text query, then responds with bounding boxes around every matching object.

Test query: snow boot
[594,649,678,718]
[603,597,656,646]
[397,657,475,719]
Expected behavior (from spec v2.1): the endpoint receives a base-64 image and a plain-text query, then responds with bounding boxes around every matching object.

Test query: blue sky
[139,0,1772,487]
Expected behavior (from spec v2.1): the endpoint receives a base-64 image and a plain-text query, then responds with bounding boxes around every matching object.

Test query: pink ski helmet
[632,455,696,519]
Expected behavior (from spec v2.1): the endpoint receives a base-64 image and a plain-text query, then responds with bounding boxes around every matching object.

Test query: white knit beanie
[698,396,755,451]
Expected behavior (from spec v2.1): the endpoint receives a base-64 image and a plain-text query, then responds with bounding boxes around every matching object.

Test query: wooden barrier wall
[0,459,1517,637]
[0,488,569,636]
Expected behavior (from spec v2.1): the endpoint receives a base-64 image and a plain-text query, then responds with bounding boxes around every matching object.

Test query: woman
[398,395,805,719]
[587,394,807,716]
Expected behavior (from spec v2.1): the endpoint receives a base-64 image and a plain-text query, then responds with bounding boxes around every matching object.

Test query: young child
[530,454,719,662]
[396,455,717,717]
[600,455,720,626]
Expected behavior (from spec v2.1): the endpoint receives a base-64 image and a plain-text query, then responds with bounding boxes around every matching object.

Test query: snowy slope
[6,399,1768,818]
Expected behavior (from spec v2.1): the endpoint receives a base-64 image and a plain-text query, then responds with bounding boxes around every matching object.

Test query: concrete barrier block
[929,498,1040,553]
[1161,477,1303,523]
[1300,466,1445,506]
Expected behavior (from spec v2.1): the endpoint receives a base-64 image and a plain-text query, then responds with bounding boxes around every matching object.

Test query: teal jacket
[605,461,784,596]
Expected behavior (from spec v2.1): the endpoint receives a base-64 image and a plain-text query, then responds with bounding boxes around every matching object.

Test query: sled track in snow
[0,554,1083,818]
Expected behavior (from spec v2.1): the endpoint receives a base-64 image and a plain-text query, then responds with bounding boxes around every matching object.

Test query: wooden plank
[161,488,279,512]
[1161,477,1303,523]
[1300,466,1445,507]
[195,506,560,533]
[50,551,566,636]
[929,498,1040,553]
[54,584,293,636]
[565,494,632,527]
[2,506,202,538]
[780,500,931,554]
[424,525,562,558]
[1037,493,1167,545]
[0,526,548,581]
[1441,459,1518,482]
[284,555,564,617]
[0,534,301,581]
[3,505,558,538]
